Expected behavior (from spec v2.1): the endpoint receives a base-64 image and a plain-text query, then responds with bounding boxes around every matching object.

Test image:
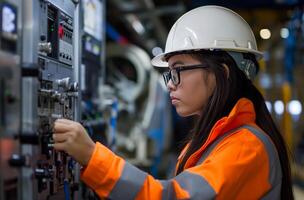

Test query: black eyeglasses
[162,64,207,86]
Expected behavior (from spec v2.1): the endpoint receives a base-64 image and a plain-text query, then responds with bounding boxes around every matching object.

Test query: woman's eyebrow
[169,61,184,69]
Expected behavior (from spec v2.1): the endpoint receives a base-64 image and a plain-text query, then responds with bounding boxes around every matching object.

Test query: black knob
[69,82,78,92]
[40,35,46,41]
[35,168,51,179]
[8,154,27,167]
[21,64,39,77]
[70,182,79,192]
[38,69,43,81]
[5,94,17,104]
[41,134,53,158]
[17,133,39,145]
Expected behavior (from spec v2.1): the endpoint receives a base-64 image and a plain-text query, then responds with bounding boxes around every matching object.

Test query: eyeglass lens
[163,69,179,86]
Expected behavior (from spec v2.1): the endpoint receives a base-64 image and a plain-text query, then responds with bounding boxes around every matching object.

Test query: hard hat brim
[151,48,264,68]
[151,52,168,67]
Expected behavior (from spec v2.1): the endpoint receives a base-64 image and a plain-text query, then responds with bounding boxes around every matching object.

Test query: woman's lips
[170,96,180,104]
[170,95,179,100]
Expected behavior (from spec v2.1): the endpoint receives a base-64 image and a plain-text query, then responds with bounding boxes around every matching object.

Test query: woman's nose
[167,79,176,91]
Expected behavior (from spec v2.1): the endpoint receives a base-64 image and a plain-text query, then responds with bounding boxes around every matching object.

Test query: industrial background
[0,0,304,199]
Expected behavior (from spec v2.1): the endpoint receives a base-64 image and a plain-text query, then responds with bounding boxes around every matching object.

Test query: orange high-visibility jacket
[81,98,282,199]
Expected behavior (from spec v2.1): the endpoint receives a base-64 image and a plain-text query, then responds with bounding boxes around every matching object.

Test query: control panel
[18,0,81,199]
[38,3,74,66]
[58,11,73,65]
[36,1,79,199]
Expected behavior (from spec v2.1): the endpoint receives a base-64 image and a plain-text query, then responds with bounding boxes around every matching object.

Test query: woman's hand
[53,119,95,166]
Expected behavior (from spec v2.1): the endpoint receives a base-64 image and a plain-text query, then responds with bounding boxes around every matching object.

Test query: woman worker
[53,5,293,199]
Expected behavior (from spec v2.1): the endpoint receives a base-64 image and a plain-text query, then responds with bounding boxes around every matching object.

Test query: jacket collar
[182,98,256,169]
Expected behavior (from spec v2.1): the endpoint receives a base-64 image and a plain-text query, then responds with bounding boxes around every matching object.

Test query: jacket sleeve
[81,142,211,199]
[81,130,271,200]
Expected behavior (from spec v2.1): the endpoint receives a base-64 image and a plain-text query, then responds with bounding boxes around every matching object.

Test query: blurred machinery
[79,0,107,199]
[80,0,108,146]
[7,0,81,199]
[106,43,172,173]
[0,0,21,199]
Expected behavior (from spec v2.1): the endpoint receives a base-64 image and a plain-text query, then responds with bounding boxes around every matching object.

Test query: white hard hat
[151,5,263,67]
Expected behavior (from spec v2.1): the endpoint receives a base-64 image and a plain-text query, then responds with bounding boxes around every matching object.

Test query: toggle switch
[56,77,70,90]
[38,42,52,54]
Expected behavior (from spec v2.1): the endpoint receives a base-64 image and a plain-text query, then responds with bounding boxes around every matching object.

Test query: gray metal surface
[48,0,75,17]
[0,0,22,199]
[20,0,81,199]
[73,3,81,200]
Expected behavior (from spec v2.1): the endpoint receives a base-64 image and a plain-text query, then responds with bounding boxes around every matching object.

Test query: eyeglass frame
[162,64,208,86]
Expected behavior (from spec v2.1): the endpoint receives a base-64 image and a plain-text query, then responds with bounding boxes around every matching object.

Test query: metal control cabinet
[0,0,21,199]
[80,0,107,143]
[19,0,81,199]
[81,0,105,99]
[80,1,106,198]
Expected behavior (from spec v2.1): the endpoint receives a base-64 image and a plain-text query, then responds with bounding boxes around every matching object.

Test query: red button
[58,25,64,38]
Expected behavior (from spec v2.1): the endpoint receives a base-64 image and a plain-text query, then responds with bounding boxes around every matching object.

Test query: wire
[64,179,70,200]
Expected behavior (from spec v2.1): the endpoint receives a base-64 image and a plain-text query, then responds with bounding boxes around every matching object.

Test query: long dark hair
[174,50,293,199]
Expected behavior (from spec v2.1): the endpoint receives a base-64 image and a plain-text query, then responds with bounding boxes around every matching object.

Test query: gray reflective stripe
[261,181,281,200]
[160,171,216,200]
[176,171,216,200]
[160,180,177,200]
[108,162,147,200]
[243,125,282,200]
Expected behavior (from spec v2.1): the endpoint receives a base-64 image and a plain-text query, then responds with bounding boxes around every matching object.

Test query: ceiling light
[260,29,271,40]
[280,28,289,39]
[274,100,284,115]
[287,100,302,115]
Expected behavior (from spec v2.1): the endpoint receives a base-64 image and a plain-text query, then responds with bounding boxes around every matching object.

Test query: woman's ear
[222,63,230,79]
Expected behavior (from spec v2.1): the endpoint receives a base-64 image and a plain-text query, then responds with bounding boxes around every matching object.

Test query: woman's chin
[175,107,197,117]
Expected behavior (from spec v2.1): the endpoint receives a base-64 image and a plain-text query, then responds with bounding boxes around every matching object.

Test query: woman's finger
[54,121,71,133]
[53,133,69,143]
[53,142,67,151]
[56,118,74,125]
